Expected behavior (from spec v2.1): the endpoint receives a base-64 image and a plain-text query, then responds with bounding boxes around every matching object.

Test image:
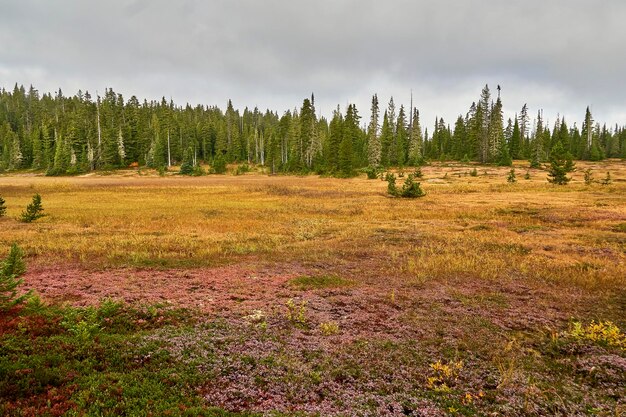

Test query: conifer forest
[1,84,624,176]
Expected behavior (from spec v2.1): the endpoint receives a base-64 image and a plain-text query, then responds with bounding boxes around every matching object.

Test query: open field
[1,161,625,416]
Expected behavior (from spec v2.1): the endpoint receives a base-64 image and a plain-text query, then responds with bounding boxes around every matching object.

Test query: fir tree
[179,147,194,175]
[20,194,45,222]
[547,142,575,185]
[408,108,423,165]
[507,169,517,183]
[0,243,32,310]
[400,173,425,198]
[212,152,227,174]
[367,94,381,166]
[583,168,594,185]
[385,173,398,197]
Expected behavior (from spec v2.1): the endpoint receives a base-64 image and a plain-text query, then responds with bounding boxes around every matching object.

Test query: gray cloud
[1,0,625,127]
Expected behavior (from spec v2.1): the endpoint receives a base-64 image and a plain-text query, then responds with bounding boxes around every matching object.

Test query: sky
[1,0,625,130]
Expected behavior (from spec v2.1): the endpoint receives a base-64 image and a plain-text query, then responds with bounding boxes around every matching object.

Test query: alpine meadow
[1,1,626,416]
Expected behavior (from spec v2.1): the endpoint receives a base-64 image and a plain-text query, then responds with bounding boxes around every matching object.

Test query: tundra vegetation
[0,159,624,416]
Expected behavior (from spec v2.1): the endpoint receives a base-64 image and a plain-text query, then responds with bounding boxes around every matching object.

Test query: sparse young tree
[0,244,32,310]
[507,168,516,183]
[0,196,6,217]
[20,194,45,222]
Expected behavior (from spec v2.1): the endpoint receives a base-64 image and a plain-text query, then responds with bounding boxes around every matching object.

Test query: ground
[0,161,625,416]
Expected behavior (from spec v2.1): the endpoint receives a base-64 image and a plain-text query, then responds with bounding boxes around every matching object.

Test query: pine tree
[547,142,575,185]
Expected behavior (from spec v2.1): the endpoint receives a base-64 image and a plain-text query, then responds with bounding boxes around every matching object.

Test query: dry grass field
[1,161,625,416]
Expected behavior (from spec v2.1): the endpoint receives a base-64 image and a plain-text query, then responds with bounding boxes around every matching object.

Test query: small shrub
[0,195,6,217]
[413,167,423,178]
[507,169,517,183]
[20,194,45,223]
[319,321,339,336]
[234,163,251,176]
[427,360,464,391]
[0,244,32,311]
[569,321,625,350]
[583,168,594,185]
[289,275,351,290]
[524,170,531,180]
[364,166,380,179]
[600,171,611,186]
[469,168,478,177]
[285,299,307,326]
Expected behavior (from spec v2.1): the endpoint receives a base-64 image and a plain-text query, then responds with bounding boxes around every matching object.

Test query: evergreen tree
[379,111,392,167]
[510,118,521,159]
[547,142,575,185]
[395,105,408,166]
[179,147,194,175]
[0,243,32,310]
[408,108,423,165]
[507,168,516,183]
[20,194,45,222]
[488,96,505,163]
[367,94,381,166]
[0,195,6,217]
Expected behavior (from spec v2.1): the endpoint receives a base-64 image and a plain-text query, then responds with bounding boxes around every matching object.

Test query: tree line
[0,83,624,176]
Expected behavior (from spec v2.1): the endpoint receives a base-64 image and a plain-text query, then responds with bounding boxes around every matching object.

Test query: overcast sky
[1,0,625,130]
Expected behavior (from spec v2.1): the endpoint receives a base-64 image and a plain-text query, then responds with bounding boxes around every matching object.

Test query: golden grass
[0,160,624,290]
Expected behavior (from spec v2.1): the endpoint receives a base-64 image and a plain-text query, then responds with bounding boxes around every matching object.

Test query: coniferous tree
[408,108,423,165]
[367,94,381,167]
[20,194,45,222]
[0,243,32,310]
[0,196,6,217]
[547,142,575,185]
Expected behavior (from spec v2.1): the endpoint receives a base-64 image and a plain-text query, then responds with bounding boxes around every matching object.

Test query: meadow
[1,161,625,416]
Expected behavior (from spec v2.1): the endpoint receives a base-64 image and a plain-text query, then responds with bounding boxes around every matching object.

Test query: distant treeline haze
[0,84,624,176]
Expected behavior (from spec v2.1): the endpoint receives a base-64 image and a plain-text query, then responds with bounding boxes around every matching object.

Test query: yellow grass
[0,160,624,290]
